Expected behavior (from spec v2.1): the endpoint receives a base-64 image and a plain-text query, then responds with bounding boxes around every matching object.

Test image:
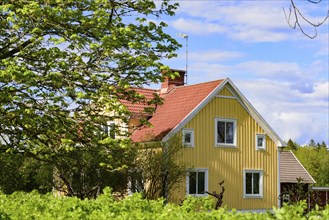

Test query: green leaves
[0,0,181,199]
[0,191,328,219]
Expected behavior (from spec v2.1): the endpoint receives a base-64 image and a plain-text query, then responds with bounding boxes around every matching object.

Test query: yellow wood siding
[218,86,234,97]
[171,87,278,210]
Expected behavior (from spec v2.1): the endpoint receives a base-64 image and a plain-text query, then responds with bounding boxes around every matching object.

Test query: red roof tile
[131,80,224,142]
[120,88,159,115]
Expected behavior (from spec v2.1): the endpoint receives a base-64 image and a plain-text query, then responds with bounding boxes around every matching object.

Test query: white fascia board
[162,78,229,142]
[225,79,285,147]
[162,78,286,148]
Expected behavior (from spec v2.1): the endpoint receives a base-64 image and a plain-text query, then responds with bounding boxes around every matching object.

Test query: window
[256,134,266,150]
[243,170,263,198]
[103,122,116,139]
[215,118,237,146]
[186,169,208,196]
[182,129,194,147]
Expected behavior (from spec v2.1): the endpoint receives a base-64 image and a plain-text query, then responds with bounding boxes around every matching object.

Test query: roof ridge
[131,87,159,92]
[174,79,225,89]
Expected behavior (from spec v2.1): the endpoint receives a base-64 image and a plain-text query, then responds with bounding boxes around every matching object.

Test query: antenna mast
[177,33,188,85]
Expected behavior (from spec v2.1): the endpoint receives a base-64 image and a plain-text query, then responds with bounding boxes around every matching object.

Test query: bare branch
[283,0,329,39]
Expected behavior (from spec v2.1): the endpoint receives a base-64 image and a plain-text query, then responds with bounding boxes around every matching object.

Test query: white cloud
[235,80,329,144]
[188,50,244,62]
[171,1,328,43]
[304,81,329,100]
[171,18,227,35]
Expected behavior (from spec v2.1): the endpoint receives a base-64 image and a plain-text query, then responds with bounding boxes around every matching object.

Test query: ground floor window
[187,169,208,196]
[243,170,263,198]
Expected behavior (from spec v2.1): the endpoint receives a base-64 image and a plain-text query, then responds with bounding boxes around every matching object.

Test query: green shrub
[0,190,328,219]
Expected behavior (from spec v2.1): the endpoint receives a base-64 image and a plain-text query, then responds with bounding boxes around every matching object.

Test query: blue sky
[157,0,329,145]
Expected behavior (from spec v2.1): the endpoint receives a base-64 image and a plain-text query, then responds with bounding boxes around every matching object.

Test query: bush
[0,189,328,219]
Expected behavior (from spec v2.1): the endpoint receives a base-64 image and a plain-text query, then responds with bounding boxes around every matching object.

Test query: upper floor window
[243,170,263,198]
[186,169,208,196]
[256,134,266,150]
[182,129,194,147]
[215,118,237,147]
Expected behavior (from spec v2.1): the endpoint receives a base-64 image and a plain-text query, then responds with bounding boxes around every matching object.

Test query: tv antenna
[176,33,188,85]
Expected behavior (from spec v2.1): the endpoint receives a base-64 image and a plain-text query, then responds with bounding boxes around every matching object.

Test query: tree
[294,144,329,186]
[286,139,299,151]
[130,135,190,202]
[0,0,180,198]
[284,0,329,39]
[206,180,225,210]
[0,153,53,194]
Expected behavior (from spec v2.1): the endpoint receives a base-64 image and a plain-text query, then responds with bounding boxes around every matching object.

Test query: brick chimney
[160,69,186,93]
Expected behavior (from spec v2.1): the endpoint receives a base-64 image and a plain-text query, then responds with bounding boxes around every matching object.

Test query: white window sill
[215,144,238,148]
[244,195,263,199]
[188,194,208,197]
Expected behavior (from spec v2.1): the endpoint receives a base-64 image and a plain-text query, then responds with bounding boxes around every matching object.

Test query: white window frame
[215,118,237,147]
[103,121,116,139]
[243,170,263,198]
[186,169,208,197]
[182,129,194,147]
[256,134,266,150]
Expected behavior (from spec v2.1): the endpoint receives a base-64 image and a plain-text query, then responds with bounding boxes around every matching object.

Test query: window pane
[109,123,115,139]
[189,172,196,194]
[184,133,191,144]
[246,173,252,194]
[103,125,109,135]
[197,172,205,194]
[257,137,263,147]
[253,173,260,194]
[217,121,225,143]
[226,122,234,144]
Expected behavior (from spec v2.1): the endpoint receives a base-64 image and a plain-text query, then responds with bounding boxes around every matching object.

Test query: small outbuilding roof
[280,150,315,184]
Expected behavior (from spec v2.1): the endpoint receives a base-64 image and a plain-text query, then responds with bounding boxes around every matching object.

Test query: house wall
[171,86,279,210]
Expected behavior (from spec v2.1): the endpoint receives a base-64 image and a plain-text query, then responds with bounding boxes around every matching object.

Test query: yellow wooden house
[128,70,286,211]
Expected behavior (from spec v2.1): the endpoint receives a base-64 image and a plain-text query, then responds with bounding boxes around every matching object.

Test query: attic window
[182,129,194,147]
[256,134,266,150]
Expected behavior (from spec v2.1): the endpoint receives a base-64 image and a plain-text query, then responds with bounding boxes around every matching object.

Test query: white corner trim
[289,150,316,183]
[278,148,281,207]
[162,78,229,142]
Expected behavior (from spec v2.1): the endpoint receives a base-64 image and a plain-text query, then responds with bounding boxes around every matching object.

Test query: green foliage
[1,190,328,219]
[0,153,53,194]
[131,135,190,201]
[0,0,180,199]
[292,145,329,186]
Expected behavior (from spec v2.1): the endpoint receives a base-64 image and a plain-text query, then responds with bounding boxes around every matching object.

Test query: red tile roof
[280,151,315,184]
[131,80,224,142]
[120,88,159,115]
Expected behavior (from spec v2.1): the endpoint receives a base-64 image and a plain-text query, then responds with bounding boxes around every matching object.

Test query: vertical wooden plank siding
[171,88,278,210]
[218,86,234,97]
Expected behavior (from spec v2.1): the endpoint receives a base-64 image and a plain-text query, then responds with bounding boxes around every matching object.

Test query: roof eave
[162,79,228,142]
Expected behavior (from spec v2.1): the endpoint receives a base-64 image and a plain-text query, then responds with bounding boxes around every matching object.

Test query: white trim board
[162,78,285,148]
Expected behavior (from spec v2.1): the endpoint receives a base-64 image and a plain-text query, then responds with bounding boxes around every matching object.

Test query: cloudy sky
[159,0,329,145]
